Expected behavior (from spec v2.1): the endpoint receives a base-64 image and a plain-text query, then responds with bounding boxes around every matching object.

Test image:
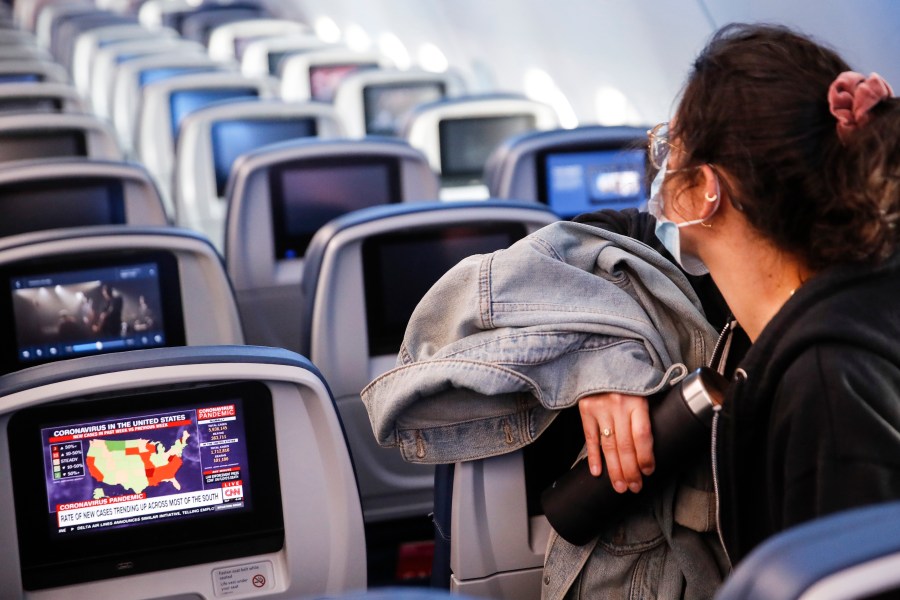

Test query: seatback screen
[0,178,126,237]
[309,63,378,103]
[269,156,401,259]
[138,65,218,88]
[0,130,87,163]
[2,251,185,374]
[362,222,528,355]
[363,81,446,137]
[0,73,42,83]
[439,114,536,183]
[210,117,318,196]
[9,381,283,589]
[169,87,259,141]
[539,147,647,218]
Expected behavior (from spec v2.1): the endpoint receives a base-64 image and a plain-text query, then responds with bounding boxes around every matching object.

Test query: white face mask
[648,157,719,276]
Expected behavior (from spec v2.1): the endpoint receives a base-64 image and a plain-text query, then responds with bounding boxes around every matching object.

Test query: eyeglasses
[647,122,685,171]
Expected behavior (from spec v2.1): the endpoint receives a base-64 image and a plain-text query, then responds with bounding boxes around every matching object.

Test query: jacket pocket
[565,499,669,600]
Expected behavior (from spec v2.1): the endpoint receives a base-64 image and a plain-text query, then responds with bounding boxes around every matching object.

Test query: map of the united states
[86,431,191,494]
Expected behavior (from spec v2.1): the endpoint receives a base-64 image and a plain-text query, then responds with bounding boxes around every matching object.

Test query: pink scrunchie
[828,71,894,144]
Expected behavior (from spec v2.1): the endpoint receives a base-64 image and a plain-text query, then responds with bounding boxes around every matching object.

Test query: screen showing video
[210,117,318,196]
[309,62,378,103]
[9,381,284,590]
[439,114,536,183]
[0,130,87,164]
[363,81,446,137]
[169,87,259,141]
[362,222,528,355]
[7,255,184,369]
[0,177,125,238]
[269,156,401,260]
[541,148,646,218]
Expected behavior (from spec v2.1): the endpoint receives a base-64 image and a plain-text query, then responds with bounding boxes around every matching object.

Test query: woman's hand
[578,392,655,493]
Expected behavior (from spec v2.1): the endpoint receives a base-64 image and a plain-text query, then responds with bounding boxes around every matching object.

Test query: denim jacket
[361,220,725,600]
[362,221,717,462]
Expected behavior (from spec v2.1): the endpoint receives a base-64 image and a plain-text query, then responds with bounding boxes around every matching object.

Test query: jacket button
[544,575,551,585]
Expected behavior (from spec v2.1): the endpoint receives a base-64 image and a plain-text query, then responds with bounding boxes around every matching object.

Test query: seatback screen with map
[9,381,284,590]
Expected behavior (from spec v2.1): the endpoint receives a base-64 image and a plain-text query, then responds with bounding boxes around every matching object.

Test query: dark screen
[138,65,218,88]
[540,148,646,218]
[267,50,295,76]
[269,157,400,259]
[0,130,87,163]
[210,118,318,196]
[169,87,259,140]
[309,63,378,102]
[362,222,528,355]
[363,81,446,137]
[0,178,125,237]
[0,73,42,83]
[0,97,61,114]
[439,114,537,182]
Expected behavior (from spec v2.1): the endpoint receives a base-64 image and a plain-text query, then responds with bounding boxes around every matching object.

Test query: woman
[580,22,900,566]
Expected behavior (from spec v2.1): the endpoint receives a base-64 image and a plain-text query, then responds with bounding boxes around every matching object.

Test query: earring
[705,193,718,202]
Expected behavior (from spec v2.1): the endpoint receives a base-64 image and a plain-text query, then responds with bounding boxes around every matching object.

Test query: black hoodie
[716,249,900,564]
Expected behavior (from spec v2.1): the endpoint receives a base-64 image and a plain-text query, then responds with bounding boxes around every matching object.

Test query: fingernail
[641,466,655,476]
[590,463,600,477]
[614,480,627,493]
[629,482,642,493]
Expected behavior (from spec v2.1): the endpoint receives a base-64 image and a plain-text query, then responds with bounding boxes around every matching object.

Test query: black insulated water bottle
[541,366,727,546]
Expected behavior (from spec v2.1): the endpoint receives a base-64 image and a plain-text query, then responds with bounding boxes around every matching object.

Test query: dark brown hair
[671,23,900,269]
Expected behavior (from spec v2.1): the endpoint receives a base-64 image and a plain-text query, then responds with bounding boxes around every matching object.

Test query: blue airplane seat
[715,501,900,600]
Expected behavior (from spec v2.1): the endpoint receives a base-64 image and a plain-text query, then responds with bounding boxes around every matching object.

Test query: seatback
[0,344,366,598]
[225,137,439,352]
[207,18,310,63]
[89,37,206,120]
[174,99,345,248]
[71,23,177,98]
[31,2,96,47]
[446,422,584,600]
[0,82,85,114]
[0,27,37,46]
[0,58,68,84]
[0,158,167,236]
[403,95,559,199]
[280,48,390,103]
[240,33,329,78]
[180,4,271,44]
[0,112,122,164]
[0,44,53,61]
[301,201,558,525]
[484,125,649,218]
[111,53,227,156]
[333,68,465,138]
[136,72,277,216]
[715,501,900,600]
[0,226,243,374]
[137,0,211,30]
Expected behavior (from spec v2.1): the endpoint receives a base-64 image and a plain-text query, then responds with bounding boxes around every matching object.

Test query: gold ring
[602,427,613,438]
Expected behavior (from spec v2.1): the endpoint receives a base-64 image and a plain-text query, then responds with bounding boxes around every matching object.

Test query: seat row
[0,4,648,596]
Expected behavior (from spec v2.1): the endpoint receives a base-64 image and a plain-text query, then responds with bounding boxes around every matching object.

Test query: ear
[696,164,721,221]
